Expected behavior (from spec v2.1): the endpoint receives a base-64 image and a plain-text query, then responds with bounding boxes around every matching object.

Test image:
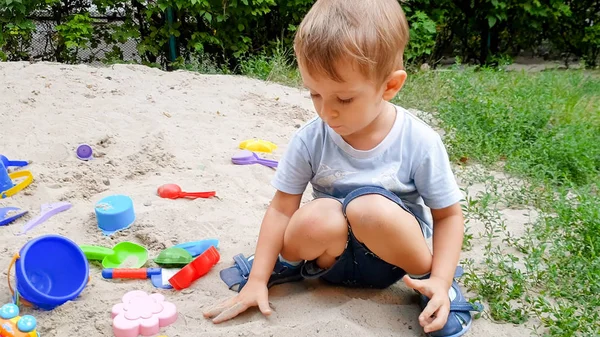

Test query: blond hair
[294,0,410,85]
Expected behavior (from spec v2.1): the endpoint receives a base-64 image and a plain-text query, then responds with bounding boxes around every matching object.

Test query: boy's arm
[404,132,465,332]
[403,202,464,333]
[203,190,302,323]
[430,202,464,288]
[248,190,303,283]
[410,133,464,285]
[205,129,312,324]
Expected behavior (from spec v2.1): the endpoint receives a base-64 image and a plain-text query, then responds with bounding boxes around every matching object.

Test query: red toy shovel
[169,246,220,290]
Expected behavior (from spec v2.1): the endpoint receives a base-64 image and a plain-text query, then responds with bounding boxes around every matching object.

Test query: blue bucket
[10,235,89,310]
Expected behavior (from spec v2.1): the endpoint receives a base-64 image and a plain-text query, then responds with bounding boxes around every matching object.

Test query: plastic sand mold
[154,247,193,267]
[239,139,277,153]
[112,290,177,337]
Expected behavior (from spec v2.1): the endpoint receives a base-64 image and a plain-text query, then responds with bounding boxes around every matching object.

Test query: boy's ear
[382,70,407,101]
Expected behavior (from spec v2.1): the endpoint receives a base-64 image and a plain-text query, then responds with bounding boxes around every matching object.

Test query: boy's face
[299,60,404,138]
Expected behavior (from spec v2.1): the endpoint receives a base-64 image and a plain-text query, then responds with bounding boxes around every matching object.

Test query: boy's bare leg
[346,194,432,275]
[205,194,434,325]
[280,195,432,276]
[280,198,348,269]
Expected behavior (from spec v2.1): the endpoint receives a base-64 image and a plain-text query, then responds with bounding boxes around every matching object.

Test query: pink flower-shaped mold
[112,290,177,337]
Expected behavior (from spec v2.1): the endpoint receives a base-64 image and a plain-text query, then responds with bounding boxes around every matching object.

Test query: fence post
[166,7,177,66]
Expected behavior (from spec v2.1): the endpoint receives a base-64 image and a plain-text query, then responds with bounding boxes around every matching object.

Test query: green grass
[236,45,302,87]
[191,53,600,336]
[457,168,599,336]
[396,68,600,187]
[395,68,600,336]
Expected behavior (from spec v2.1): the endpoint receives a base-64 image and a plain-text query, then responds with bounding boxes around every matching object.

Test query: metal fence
[27,7,141,65]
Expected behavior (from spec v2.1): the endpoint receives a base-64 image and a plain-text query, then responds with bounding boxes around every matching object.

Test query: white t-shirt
[271,105,463,238]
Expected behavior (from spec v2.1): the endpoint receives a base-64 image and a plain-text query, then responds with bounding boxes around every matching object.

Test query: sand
[0,61,534,336]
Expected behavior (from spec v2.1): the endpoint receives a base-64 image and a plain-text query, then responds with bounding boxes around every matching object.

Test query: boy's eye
[338,97,353,104]
[310,93,321,98]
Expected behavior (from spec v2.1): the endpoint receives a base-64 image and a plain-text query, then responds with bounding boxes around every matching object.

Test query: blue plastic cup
[95,194,135,235]
[0,160,14,194]
[14,235,89,310]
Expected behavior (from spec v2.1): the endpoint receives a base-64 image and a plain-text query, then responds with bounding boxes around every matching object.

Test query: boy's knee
[295,210,328,236]
[282,199,347,260]
[285,198,347,243]
[345,195,416,233]
[346,195,389,231]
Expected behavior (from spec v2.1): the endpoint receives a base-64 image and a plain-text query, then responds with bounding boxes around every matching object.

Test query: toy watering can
[0,160,33,199]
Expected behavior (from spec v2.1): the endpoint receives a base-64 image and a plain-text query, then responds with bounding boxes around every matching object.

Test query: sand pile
[0,61,532,336]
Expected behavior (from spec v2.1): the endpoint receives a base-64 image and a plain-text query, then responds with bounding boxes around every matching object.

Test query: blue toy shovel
[173,238,220,257]
[0,207,28,226]
[0,155,29,168]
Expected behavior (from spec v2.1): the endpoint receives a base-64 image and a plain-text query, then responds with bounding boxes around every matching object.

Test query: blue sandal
[219,254,304,292]
[417,267,484,337]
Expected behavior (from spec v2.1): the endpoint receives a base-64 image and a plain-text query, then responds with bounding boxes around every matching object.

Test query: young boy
[204,0,482,336]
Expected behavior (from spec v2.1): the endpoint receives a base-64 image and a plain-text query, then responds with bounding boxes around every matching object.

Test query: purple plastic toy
[231,150,278,168]
[17,202,72,235]
[76,144,93,160]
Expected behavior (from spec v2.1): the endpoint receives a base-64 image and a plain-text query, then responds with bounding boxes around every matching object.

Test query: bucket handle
[1,170,33,198]
[8,253,91,308]
[7,253,33,307]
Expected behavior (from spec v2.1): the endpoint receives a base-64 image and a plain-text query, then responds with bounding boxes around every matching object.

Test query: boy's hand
[402,275,451,334]
[203,279,271,324]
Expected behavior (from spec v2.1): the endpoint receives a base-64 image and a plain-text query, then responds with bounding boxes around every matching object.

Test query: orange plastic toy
[0,304,38,337]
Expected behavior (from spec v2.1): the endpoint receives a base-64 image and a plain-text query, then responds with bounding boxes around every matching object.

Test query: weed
[179,53,230,74]
[396,68,599,336]
[237,44,302,87]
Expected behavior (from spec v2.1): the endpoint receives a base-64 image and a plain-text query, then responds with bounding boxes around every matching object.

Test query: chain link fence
[27,6,142,65]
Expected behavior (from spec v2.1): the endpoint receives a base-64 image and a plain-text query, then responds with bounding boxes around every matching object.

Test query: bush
[0,0,598,69]
[403,0,599,67]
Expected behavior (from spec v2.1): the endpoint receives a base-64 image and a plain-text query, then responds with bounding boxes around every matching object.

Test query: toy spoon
[231,150,278,168]
[157,184,216,200]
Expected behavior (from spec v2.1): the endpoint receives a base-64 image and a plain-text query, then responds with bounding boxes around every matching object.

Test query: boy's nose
[320,102,339,120]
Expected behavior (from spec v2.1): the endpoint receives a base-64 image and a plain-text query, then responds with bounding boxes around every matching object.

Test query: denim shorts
[300,186,423,289]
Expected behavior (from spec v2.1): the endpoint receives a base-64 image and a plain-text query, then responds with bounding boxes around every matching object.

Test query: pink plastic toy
[111,290,177,337]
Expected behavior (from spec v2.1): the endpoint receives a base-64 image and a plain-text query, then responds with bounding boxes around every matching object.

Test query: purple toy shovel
[231,150,278,168]
[17,201,72,235]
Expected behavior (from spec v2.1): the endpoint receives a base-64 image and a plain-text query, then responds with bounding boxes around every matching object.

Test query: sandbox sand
[0,61,533,336]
